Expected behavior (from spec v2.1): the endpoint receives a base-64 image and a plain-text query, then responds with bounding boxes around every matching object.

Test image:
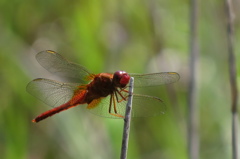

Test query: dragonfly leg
[120,88,129,93]
[109,113,124,118]
[108,94,113,114]
[109,93,124,118]
[115,89,128,103]
[112,94,118,114]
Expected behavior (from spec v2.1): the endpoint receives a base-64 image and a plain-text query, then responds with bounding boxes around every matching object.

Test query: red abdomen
[32,90,87,122]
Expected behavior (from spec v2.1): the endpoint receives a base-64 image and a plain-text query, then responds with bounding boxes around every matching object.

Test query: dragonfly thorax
[85,73,116,103]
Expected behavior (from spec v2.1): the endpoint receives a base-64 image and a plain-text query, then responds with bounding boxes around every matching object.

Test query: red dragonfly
[27,50,180,123]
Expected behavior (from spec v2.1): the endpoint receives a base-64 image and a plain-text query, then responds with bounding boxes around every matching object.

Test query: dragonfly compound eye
[113,70,130,87]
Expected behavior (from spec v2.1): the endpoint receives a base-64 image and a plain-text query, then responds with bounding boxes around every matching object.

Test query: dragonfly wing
[26,78,82,107]
[129,72,180,87]
[131,94,165,117]
[36,50,94,83]
[86,95,124,119]
[86,93,165,118]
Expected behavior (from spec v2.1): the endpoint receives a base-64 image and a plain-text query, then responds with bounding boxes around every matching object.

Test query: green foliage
[0,0,238,159]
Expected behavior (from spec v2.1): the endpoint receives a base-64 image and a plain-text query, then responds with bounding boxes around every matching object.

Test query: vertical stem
[232,113,238,159]
[120,77,134,159]
[188,0,199,158]
[225,0,238,159]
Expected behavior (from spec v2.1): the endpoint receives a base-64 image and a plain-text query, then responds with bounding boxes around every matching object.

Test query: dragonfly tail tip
[32,119,37,123]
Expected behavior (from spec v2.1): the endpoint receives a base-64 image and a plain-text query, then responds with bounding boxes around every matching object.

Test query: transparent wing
[86,96,118,118]
[131,94,165,117]
[86,93,165,118]
[129,72,180,87]
[36,50,94,83]
[26,78,81,107]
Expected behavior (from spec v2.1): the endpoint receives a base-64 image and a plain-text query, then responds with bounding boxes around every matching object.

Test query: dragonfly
[27,50,180,123]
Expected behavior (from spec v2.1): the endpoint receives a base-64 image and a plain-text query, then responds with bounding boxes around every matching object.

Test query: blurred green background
[0,0,239,159]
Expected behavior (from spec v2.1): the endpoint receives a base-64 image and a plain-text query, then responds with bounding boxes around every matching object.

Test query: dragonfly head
[113,71,130,88]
